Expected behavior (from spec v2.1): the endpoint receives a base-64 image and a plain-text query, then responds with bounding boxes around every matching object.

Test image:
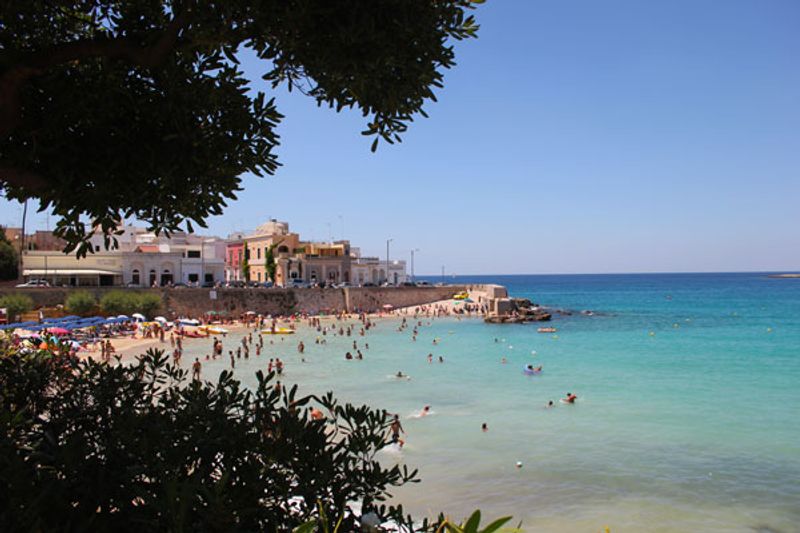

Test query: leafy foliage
[241,240,250,281]
[0,349,439,531]
[99,290,162,316]
[64,290,97,316]
[0,1,480,256]
[0,227,18,281]
[265,238,283,282]
[0,293,32,321]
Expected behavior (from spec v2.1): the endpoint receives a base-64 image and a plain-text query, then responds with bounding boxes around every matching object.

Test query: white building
[22,225,226,287]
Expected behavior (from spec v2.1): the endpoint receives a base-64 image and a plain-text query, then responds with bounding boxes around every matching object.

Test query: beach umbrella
[47,327,71,336]
[62,315,80,321]
[154,316,167,323]
[177,318,200,326]
[117,315,130,321]
[132,313,146,321]
[382,304,394,310]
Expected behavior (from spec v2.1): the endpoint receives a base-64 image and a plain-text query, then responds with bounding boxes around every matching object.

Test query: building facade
[20,225,226,287]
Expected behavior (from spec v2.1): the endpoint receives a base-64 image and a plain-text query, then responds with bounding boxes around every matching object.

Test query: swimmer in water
[562,392,577,404]
[501,357,507,364]
[438,356,444,363]
[427,353,433,363]
[546,400,555,408]
[481,422,488,432]
[420,405,431,417]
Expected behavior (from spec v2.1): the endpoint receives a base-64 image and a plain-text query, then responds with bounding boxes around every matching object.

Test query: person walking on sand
[192,358,201,380]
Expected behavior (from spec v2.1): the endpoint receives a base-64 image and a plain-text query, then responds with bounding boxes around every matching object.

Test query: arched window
[149,269,157,286]
[278,245,289,254]
[132,269,140,285]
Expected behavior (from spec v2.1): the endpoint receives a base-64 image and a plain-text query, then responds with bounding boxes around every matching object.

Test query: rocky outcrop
[484,297,551,324]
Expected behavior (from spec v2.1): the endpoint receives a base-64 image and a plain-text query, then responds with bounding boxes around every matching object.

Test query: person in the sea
[438,356,444,363]
[546,400,555,408]
[427,353,433,363]
[345,352,353,360]
[192,358,201,380]
[481,423,488,432]
[562,392,577,404]
[389,414,405,447]
[419,405,431,417]
[396,371,406,379]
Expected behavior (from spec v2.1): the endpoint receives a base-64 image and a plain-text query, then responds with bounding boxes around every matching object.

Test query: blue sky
[2,0,799,274]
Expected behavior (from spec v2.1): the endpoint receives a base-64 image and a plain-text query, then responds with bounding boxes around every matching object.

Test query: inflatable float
[522,365,542,375]
[261,328,295,335]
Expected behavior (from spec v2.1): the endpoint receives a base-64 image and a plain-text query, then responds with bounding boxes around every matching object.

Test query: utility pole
[385,239,392,284]
[410,249,419,283]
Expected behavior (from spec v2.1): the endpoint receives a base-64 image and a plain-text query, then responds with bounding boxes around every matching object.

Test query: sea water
[181,273,800,532]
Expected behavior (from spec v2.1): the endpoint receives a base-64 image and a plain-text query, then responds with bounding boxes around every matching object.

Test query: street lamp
[385,238,393,284]
[410,249,420,283]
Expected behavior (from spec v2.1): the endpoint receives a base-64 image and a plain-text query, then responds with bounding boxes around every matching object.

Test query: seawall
[1,284,507,317]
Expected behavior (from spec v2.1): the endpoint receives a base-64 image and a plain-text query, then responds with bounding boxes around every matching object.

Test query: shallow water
[180,273,800,532]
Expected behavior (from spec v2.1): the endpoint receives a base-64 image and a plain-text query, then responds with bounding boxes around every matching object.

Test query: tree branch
[0,165,49,195]
[0,6,191,136]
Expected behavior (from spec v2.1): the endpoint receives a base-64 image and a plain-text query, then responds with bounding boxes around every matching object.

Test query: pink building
[225,240,245,282]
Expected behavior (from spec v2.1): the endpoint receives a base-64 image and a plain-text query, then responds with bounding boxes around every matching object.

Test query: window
[188,273,199,282]
[257,248,261,259]
[187,250,201,258]
[257,272,261,282]
[95,245,100,252]
[132,269,140,285]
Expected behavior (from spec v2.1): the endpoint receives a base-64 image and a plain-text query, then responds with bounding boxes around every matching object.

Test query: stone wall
[1,284,506,317]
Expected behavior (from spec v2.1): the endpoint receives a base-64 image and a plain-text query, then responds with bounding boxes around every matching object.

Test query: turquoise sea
[183,273,800,532]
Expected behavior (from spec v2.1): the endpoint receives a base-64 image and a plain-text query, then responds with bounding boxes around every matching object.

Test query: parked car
[401,281,415,287]
[362,282,376,287]
[259,281,274,288]
[201,281,216,288]
[16,279,50,288]
[415,280,431,286]
[289,279,310,289]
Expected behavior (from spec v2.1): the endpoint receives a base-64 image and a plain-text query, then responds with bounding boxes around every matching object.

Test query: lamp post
[385,238,393,284]
[410,248,420,283]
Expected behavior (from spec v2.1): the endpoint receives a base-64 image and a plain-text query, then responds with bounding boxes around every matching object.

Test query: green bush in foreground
[0,349,517,531]
[64,291,96,316]
[0,294,33,321]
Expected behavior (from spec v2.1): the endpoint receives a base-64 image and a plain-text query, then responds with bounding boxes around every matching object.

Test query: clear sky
[2,0,799,274]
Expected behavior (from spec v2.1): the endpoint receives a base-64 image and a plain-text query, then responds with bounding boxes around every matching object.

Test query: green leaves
[438,510,519,533]
[0,1,480,255]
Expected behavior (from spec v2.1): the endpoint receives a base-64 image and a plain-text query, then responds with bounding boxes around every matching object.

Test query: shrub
[136,293,162,318]
[64,291,96,316]
[0,293,33,321]
[99,290,138,316]
[0,350,518,531]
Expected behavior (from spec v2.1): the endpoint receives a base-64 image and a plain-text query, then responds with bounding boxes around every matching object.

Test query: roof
[24,269,119,276]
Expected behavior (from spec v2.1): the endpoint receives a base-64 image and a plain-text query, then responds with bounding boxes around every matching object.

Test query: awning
[23,269,120,276]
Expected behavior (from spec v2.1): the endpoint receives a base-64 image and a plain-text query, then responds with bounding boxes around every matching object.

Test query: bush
[0,350,515,531]
[100,291,162,318]
[99,290,138,315]
[136,292,162,317]
[64,291,96,316]
[0,293,33,321]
